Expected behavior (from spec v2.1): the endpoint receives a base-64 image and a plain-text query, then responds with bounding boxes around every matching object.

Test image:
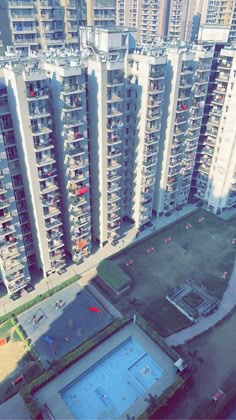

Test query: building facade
[0,0,83,56]
[0,28,235,295]
[193,46,236,213]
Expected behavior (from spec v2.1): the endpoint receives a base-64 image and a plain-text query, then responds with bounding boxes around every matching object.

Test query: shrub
[97,259,131,292]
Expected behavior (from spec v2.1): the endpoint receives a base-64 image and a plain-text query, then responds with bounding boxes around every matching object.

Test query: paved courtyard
[17,284,112,367]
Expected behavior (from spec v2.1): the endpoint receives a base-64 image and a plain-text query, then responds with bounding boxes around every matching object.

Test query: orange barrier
[12,374,24,387]
[0,337,7,346]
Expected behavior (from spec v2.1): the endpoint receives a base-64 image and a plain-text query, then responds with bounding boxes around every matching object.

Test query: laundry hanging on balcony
[75,238,88,250]
[76,186,88,195]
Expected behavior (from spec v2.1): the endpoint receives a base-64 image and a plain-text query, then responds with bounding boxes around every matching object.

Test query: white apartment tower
[194,47,236,213]
[44,57,92,264]
[85,0,116,27]
[125,49,166,227]
[168,0,196,41]
[0,0,82,56]
[0,79,31,296]
[116,0,170,43]
[156,44,214,215]
[80,27,134,245]
[4,62,66,277]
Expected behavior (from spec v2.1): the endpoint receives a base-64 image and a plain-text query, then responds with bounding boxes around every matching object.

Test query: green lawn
[94,210,236,337]
[0,320,13,338]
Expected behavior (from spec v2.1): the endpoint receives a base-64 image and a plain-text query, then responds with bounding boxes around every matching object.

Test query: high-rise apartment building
[200,1,236,44]
[85,0,116,27]
[193,47,236,212]
[0,0,82,56]
[0,78,31,296]
[0,27,235,296]
[168,0,196,41]
[155,44,213,214]
[4,62,67,278]
[44,58,92,263]
[116,0,170,43]
[205,0,234,25]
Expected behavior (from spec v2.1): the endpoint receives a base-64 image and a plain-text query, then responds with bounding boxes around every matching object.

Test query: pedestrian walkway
[165,257,236,346]
[0,204,197,317]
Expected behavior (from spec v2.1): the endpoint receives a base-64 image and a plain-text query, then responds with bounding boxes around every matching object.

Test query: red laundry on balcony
[76,186,88,195]
[182,104,187,110]
[76,238,88,250]
[30,91,35,97]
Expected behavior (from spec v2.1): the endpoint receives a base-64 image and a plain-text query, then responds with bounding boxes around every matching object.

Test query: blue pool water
[60,337,164,419]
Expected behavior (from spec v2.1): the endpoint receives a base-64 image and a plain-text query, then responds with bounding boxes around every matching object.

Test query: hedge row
[137,316,180,362]
[0,274,80,325]
[97,259,131,292]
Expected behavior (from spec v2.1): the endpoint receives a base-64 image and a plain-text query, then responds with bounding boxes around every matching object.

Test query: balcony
[9,1,34,8]
[144,146,158,157]
[40,182,58,194]
[34,139,54,151]
[65,146,85,157]
[107,203,120,213]
[194,89,206,98]
[146,110,161,121]
[148,84,164,95]
[107,221,120,232]
[211,94,224,106]
[143,157,157,167]
[36,154,56,167]
[26,89,49,100]
[38,168,57,180]
[62,98,82,111]
[145,124,160,134]
[107,135,122,145]
[66,157,86,171]
[0,199,10,210]
[107,147,122,158]
[49,239,64,251]
[199,164,210,174]
[44,206,61,218]
[107,193,121,203]
[32,123,52,136]
[107,160,122,170]
[108,182,121,193]
[65,132,84,144]
[181,67,194,75]
[63,118,83,129]
[145,135,159,145]
[61,84,83,95]
[45,218,62,230]
[69,185,88,197]
[0,212,12,223]
[107,94,123,103]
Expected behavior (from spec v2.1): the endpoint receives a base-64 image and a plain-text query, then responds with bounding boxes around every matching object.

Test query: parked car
[165,211,174,217]
[111,239,119,246]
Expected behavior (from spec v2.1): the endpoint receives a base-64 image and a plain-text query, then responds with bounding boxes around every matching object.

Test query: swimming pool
[60,336,164,419]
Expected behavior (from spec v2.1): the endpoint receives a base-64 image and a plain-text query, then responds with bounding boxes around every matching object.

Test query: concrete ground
[156,308,236,419]
[0,394,30,420]
[17,284,112,367]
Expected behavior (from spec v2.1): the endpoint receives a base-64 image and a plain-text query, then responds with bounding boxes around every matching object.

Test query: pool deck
[34,322,178,419]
